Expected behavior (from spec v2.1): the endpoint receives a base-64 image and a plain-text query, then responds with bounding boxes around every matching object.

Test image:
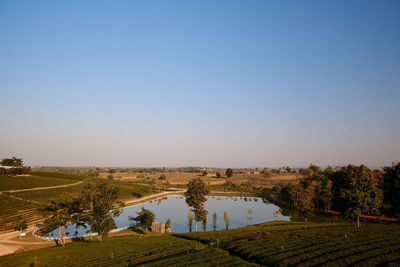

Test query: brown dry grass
[107,171,299,188]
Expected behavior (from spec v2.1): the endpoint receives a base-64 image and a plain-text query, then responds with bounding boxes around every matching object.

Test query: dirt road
[0,181,83,194]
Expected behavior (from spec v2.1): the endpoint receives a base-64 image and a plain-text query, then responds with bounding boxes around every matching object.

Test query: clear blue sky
[1,1,399,168]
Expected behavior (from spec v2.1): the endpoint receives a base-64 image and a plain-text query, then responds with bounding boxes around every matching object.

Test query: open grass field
[1,222,399,266]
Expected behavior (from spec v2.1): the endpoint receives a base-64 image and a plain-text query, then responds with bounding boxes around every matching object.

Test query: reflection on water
[46,194,290,238]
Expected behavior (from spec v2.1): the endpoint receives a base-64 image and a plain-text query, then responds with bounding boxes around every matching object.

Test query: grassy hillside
[9,178,156,202]
[0,172,85,191]
[0,175,158,233]
[1,222,399,266]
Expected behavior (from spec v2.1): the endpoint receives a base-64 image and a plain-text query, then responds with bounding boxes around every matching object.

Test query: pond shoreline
[123,189,257,207]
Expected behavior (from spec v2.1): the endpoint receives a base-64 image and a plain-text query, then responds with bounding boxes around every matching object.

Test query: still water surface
[46,194,289,238]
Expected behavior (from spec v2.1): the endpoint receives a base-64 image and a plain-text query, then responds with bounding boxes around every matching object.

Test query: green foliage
[184,177,210,231]
[109,169,116,174]
[216,171,221,178]
[39,198,82,246]
[80,183,124,241]
[202,170,208,176]
[137,207,155,229]
[332,165,383,226]
[279,164,333,213]
[165,218,171,230]
[159,174,167,180]
[212,212,217,231]
[132,192,143,198]
[225,168,233,178]
[0,157,23,167]
[107,174,114,180]
[0,166,31,175]
[202,215,207,232]
[324,165,334,176]
[383,163,400,218]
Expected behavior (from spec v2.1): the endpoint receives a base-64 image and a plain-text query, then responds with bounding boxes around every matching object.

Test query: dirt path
[124,190,186,206]
[123,189,256,206]
[0,227,41,256]
[0,181,83,194]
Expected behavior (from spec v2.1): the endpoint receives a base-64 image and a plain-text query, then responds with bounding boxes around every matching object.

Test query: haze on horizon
[1,1,399,168]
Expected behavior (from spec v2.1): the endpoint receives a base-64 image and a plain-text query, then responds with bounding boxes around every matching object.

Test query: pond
[45,194,289,238]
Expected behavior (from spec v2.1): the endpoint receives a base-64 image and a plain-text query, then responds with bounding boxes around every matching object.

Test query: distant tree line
[273,163,400,226]
[0,157,31,175]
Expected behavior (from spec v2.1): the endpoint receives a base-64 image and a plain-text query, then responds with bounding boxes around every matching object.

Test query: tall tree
[212,212,218,231]
[202,215,207,232]
[184,177,210,232]
[333,165,383,227]
[274,209,282,221]
[225,168,233,178]
[224,211,230,230]
[39,199,82,246]
[137,207,155,229]
[383,162,400,218]
[165,218,171,233]
[187,208,193,232]
[0,157,23,167]
[296,181,317,222]
[80,183,124,241]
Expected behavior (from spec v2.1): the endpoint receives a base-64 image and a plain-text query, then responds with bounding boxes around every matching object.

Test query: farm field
[1,222,399,266]
[0,172,85,191]
[9,178,157,203]
[0,234,254,266]
[115,171,299,188]
[178,222,400,266]
[0,173,159,233]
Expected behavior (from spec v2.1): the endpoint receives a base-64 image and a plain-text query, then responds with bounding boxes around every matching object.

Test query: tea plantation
[178,222,400,266]
[1,222,399,266]
[0,171,86,191]
[0,172,157,233]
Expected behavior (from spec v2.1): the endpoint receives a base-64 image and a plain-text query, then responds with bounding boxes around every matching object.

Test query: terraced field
[0,172,85,191]
[0,195,40,232]
[0,173,158,233]
[0,235,253,266]
[179,222,400,266]
[1,223,399,266]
